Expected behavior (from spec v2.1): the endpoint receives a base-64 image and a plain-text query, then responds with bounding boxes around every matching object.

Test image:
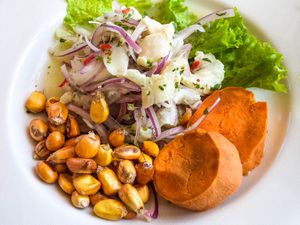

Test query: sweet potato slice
[154,129,243,211]
[188,87,268,175]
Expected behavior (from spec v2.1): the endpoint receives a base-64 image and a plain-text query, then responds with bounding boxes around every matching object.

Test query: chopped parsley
[204,108,209,115]
[172,67,179,72]
[96,55,103,61]
[127,103,135,111]
[180,67,185,75]
[210,83,221,91]
[59,38,66,43]
[146,60,153,67]
[193,83,201,89]
[146,91,151,96]
[202,58,212,63]
[175,82,179,89]
[158,85,165,91]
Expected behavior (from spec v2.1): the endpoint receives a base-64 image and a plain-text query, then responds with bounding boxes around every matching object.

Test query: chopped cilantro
[158,85,165,91]
[202,58,212,63]
[210,83,221,91]
[147,91,151,96]
[59,38,66,43]
[147,60,153,67]
[127,103,135,111]
[180,67,185,75]
[193,83,201,89]
[172,67,179,72]
[204,108,209,115]
[175,82,179,89]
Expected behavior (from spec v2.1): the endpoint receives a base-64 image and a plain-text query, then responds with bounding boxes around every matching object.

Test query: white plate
[0,0,299,224]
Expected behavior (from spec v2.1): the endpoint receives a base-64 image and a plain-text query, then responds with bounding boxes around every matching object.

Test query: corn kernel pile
[26,91,159,221]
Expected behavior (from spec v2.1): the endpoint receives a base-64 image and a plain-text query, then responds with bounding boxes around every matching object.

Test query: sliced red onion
[82,78,126,92]
[191,100,202,110]
[67,104,92,123]
[80,59,98,74]
[154,54,170,74]
[185,97,221,133]
[117,103,127,122]
[144,183,159,220]
[133,108,142,145]
[102,24,142,53]
[174,24,205,41]
[53,42,88,57]
[129,47,137,62]
[131,22,147,41]
[154,126,185,142]
[104,115,122,131]
[122,18,139,26]
[145,106,161,137]
[116,94,141,104]
[94,124,109,144]
[198,8,235,25]
[84,35,100,52]
[146,65,158,77]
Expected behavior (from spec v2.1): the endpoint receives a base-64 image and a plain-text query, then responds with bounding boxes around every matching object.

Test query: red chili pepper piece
[196,78,200,82]
[122,8,132,14]
[58,78,68,88]
[99,43,112,51]
[83,54,96,65]
[191,60,200,71]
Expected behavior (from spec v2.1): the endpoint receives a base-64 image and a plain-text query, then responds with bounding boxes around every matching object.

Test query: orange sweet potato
[154,129,243,211]
[188,87,268,175]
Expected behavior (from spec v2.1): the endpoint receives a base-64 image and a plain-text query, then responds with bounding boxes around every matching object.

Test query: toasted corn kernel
[26,91,46,113]
[48,122,66,134]
[46,146,75,164]
[71,191,90,208]
[97,167,122,196]
[58,173,75,194]
[47,102,68,125]
[29,119,48,142]
[73,174,101,195]
[112,145,141,160]
[90,92,109,124]
[94,199,127,221]
[108,129,126,147]
[64,137,78,147]
[135,184,150,203]
[75,132,100,158]
[118,184,144,213]
[142,141,159,157]
[66,158,97,174]
[66,116,80,138]
[123,210,137,220]
[45,131,65,151]
[53,163,68,173]
[135,162,154,185]
[35,161,58,184]
[93,144,113,167]
[117,160,136,184]
[138,153,153,164]
[45,97,59,113]
[33,140,51,160]
[180,107,192,125]
[90,192,109,206]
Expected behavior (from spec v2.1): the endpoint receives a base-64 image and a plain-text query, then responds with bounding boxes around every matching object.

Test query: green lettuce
[186,9,287,92]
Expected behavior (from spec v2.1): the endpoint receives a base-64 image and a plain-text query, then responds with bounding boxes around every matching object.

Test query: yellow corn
[93,144,112,166]
[71,191,90,208]
[93,199,127,221]
[25,91,46,113]
[117,160,136,184]
[118,184,144,213]
[66,116,80,138]
[90,92,109,124]
[134,184,150,204]
[35,161,58,184]
[45,97,59,113]
[90,192,109,206]
[135,162,154,185]
[108,129,126,147]
[112,145,141,160]
[33,140,51,160]
[45,131,65,151]
[64,137,78,147]
[97,167,122,196]
[75,132,100,158]
[58,173,75,194]
[46,146,75,164]
[142,141,159,157]
[73,174,101,195]
[29,119,48,142]
[53,163,68,173]
[138,153,153,164]
[47,122,66,134]
[47,102,69,126]
[66,158,97,174]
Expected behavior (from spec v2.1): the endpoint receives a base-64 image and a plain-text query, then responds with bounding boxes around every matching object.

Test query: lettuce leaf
[145,0,197,31]
[186,9,287,92]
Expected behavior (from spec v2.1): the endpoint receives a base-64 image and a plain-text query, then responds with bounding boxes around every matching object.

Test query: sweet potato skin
[188,87,268,175]
[153,129,243,211]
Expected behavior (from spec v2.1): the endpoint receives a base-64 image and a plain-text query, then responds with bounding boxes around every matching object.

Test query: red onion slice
[84,35,100,52]
[185,97,221,133]
[116,94,141,104]
[94,124,109,144]
[154,126,185,142]
[154,54,170,74]
[117,103,127,122]
[67,104,92,122]
[82,78,126,92]
[102,24,142,53]
[53,42,88,57]
[145,106,161,137]
[198,8,235,25]
[144,183,159,220]
[104,115,122,131]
